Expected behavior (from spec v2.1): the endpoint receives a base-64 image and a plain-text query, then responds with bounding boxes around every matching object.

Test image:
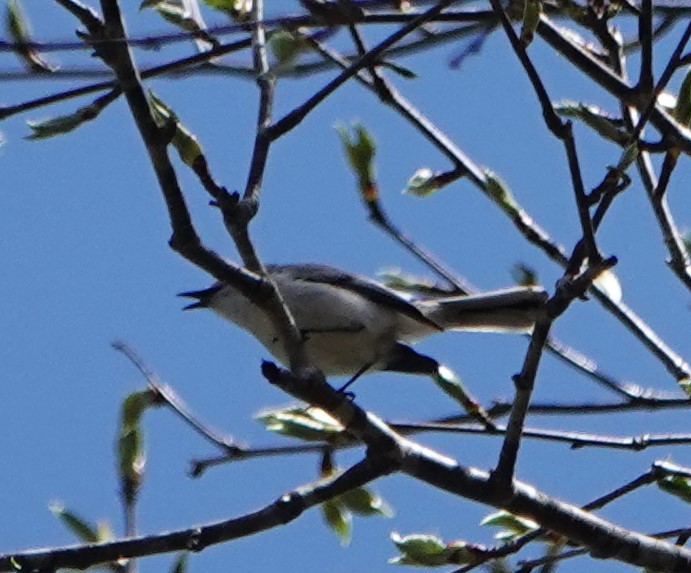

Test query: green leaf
[96,520,115,542]
[658,474,691,503]
[170,552,188,573]
[481,510,539,541]
[147,0,216,51]
[25,94,114,140]
[679,378,691,397]
[682,230,691,252]
[403,167,440,197]
[432,365,471,405]
[49,503,102,543]
[153,2,194,29]
[148,91,204,166]
[432,365,491,426]
[269,29,306,65]
[673,67,691,126]
[555,100,629,145]
[378,268,444,297]
[389,532,478,567]
[322,499,352,546]
[201,0,235,9]
[5,0,56,72]
[339,486,394,517]
[118,424,146,487]
[336,122,376,176]
[26,110,92,140]
[201,0,252,20]
[520,0,542,46]
[390,532,446,566]
[256,406,346,442]
[121,389,155,428]
[117,390,154,495]
[483,169,519,216]
[511,263,539,287]
[6,0,27,43]
[26,115,83,140]
[615,142,638,172]
[335,122,377,202]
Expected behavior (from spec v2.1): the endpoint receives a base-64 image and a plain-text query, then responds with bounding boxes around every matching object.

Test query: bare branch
[0,456,388,571]
[262,362,691,571]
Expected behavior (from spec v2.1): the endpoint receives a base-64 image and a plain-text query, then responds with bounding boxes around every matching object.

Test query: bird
[180,263,547,381]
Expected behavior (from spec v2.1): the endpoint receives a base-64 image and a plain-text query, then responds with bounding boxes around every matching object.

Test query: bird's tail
[416,286,547,332]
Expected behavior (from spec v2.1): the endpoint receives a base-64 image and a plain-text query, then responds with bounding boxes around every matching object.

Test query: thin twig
[0,38,253,121]
[637,0,654,95]
[189,443,329,477]
[53,0,300,360]
[607,17,691,292]
[450,461,691,571]
[221,0,274,274]
[630,19,691,142]
[262,364,691,571]
[9,3,691,55]
[489,0,601,268]
[308,26,691,388]
[112,341,240,451]
[191,395,691,474]
[537,14,691,154]
[267,0,456,141]
[492,262,615,490]
[0,455,390,571]
[394,421,691,451]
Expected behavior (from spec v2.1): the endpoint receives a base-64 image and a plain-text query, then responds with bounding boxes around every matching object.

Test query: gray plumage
[180,263,547,377]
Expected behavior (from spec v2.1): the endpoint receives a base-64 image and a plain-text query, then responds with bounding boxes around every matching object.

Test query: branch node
[487,470,515,505]
[511,373,530,391]
[186,528,203,552]
[277,492,307,523]
[219,190,259,227]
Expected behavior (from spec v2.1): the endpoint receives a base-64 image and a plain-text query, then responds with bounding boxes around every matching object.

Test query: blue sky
[2,2,691,572]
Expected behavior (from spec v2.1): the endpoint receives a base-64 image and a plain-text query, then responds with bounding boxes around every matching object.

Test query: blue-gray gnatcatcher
[180,264,547,378]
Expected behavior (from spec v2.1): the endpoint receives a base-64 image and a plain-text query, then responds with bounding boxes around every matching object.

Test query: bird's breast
[209,280,401,376]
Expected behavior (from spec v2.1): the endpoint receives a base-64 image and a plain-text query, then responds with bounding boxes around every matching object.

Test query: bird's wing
[267,264,442,331]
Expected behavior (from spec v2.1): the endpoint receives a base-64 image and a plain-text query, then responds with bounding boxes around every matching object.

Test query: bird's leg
[337,362,374,394]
